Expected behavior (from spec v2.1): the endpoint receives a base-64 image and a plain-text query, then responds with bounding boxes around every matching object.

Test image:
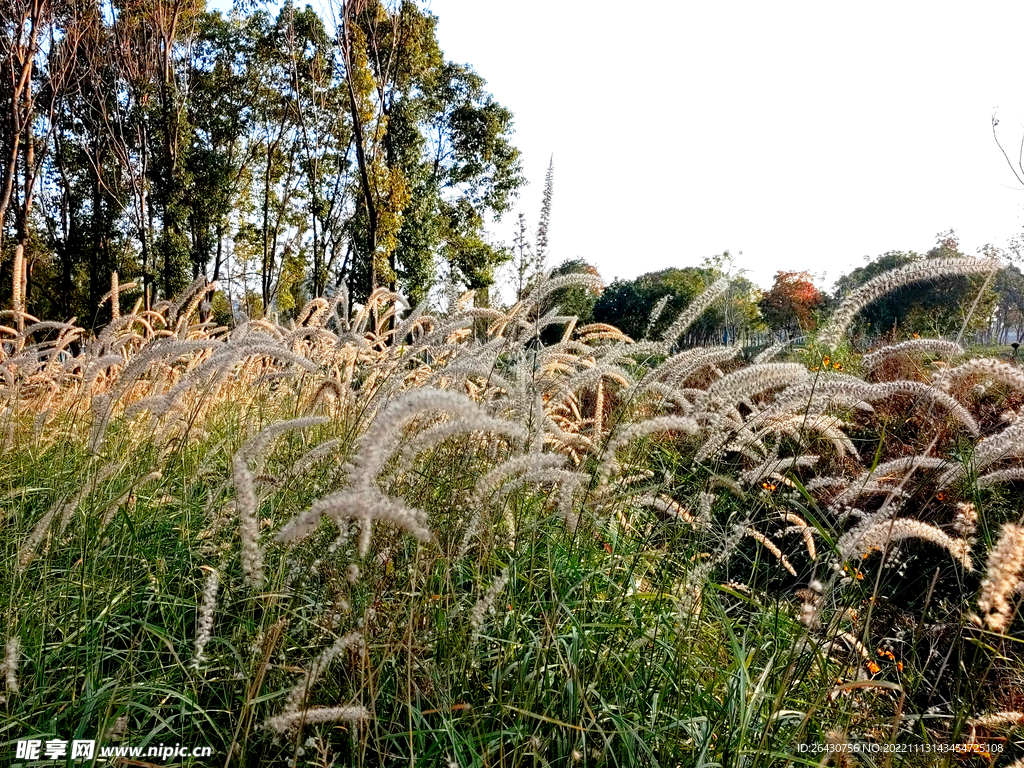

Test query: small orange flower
[896,662,904,672]
[761,482,776,491]
[937,492,945,501]
[867,661,880,675]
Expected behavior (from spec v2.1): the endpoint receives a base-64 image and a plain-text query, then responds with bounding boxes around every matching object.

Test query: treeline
[549,232,1024,348]
[1,0,523,325]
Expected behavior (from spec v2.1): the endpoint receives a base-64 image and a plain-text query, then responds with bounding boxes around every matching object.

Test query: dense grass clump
[2,263,1024,766]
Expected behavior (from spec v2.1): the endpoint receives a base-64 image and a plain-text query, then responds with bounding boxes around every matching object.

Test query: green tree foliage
[593,260,762,345]
[832,232,998,339]
[992,262,1024,343]
[341,2,523,307]
[759,270,824,336]
[5,0,522,324]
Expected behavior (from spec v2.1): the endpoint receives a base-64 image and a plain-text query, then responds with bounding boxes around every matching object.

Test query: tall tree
[5,0,525,323]
[759,270,823,337]
[339,1,523,307]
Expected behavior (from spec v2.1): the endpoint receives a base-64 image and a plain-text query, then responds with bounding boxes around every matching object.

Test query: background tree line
[1,0,523,325]
[550,231,1024,349]
[5,0,1024,345]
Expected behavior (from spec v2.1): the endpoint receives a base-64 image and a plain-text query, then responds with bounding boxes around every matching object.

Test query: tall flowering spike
[977,523,1024,633]
[536,155,554,268]
[819,256,1001,349]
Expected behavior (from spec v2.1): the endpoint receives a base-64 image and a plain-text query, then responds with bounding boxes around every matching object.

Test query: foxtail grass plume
[469,567,510,645]
[233,454,263,588]
[839,518,973,571]
[819,256,1000,349]
[264,705,370,734]
[2,636,20,694]
[192,567,219,668]
[285,631,364,712]
[660,276,730,348]
[861,338,963,375]
[977,523,1024,632]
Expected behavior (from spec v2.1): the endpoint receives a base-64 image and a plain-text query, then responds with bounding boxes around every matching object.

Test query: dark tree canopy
[593,262,762,345]
[1,0,524,325]
[832,233,997,339]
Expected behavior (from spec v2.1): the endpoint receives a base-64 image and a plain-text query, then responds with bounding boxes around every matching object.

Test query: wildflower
[867,661,880,675]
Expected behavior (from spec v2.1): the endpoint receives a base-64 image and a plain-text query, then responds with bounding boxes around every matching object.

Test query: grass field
[2,262,1024,767]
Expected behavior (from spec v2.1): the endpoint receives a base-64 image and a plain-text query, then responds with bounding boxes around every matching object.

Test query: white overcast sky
[213,0,1024,292]
[425,1,1024,292]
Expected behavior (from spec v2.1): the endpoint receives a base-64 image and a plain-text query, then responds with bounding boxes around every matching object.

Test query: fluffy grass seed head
[2,636,20,694]
[232,454,264,588]
[192,567,219,668]
[264,705,370,734]
[819,256,1001,349]
[977,523,1024,633]
[840,518,973,571]
[285,631,365,712]
[470,567,511,635]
